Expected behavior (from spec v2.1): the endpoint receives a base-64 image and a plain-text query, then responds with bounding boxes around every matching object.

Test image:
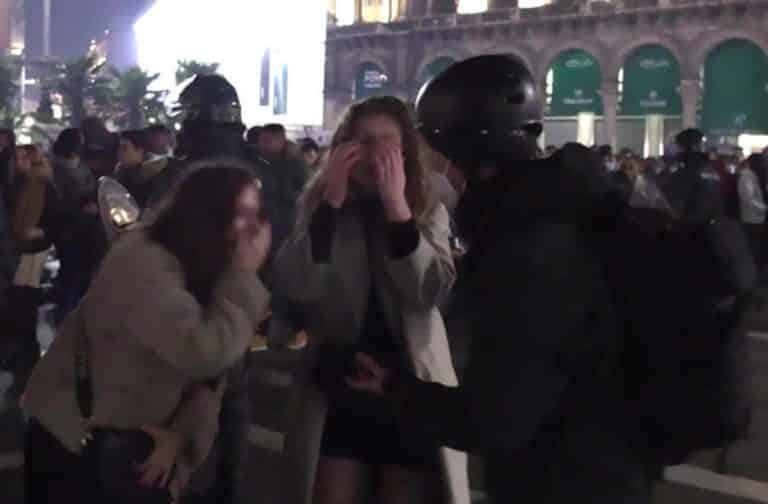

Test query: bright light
[738,134,768,154]
[135,0,327,127]
[334,0,356,25]
[519,0,552,8]
[457,0,488,14]
[22,116,35,128]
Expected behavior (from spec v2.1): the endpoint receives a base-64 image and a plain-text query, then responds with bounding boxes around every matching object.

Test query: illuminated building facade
[0,0,25,56]
[325,0,768,154]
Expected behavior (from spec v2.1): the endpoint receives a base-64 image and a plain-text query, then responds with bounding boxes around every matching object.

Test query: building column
[601,81,619,151]
[355,0,363,22]
[679,79,700,129]
[644,114,665,157]
[426,0,435,16]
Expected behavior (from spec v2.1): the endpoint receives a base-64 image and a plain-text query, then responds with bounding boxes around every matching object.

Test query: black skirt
[320,388,436,467]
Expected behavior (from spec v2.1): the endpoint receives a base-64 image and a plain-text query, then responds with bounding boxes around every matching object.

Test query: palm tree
[0,59,19,128]
[114,67,161,130]
[175,60,220,85]
[55,56,116,127]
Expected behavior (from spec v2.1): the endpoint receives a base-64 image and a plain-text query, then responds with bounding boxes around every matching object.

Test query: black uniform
[393,55,651,503]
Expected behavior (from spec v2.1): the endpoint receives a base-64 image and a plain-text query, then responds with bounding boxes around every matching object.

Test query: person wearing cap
[346,55,650,504]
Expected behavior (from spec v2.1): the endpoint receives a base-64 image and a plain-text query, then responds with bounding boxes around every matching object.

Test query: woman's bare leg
[313,456,364,504]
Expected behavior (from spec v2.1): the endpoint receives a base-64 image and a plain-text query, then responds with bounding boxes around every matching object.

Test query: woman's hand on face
[136,425,183,490]
[324,142,363,209]
[233,221,272,273]
[374,143,412,222]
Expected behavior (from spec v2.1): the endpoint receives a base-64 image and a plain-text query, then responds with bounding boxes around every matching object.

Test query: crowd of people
[0,57,760,504]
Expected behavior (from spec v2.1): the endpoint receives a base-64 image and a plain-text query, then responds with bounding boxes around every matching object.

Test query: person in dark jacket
[347,55,650,504]
[142,74,266,504]
[664,129,724,222]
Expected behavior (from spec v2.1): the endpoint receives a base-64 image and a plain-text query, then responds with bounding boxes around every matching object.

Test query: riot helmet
[675,128,704,153]
[176,74,246,159]
[416,54,543,168]
[178,74,242,125]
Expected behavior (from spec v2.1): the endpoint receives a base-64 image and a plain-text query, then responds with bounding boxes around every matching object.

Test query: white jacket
[738,167,767,224]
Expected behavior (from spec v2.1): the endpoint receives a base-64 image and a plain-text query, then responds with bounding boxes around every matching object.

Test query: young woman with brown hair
[276,97,469,504]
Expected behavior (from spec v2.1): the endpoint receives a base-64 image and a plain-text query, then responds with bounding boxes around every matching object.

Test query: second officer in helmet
[347,55,651,504]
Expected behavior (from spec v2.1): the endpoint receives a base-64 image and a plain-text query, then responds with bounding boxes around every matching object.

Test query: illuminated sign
[134,0,327,126]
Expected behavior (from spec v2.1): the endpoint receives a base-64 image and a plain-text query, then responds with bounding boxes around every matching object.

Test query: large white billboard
[134,0,327,127]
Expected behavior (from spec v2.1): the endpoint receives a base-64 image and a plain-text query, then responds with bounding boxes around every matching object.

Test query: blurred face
[118,139,144,166]
[0,134,12,152]
[150,132,173,155]
[231,183,264,240]
[302,148,320,168]
[257,131,287,159]
[349,113,403,192]
[15,148,29,174]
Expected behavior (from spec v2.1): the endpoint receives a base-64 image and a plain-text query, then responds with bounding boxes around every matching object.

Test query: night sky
[25,0,152,62]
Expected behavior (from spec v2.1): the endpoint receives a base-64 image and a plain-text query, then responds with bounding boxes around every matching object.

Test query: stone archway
[538,40,608,87]
[608,34,686,81]
[339,53,394,95]
[688,29,768,79]
[701,38,768,136]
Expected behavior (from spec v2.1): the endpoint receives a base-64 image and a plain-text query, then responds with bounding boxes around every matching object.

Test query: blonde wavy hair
[295,96,433,233]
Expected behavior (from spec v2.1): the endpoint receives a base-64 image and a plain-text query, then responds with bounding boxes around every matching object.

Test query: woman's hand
[233,221,272,273]
[374,143,412,222]
[324,142,363,209]
[345,353,390,396]
[136,425,183,490]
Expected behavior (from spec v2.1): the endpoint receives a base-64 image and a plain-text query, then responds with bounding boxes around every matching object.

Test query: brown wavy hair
[296,96,432,231]
[148,159,259,307]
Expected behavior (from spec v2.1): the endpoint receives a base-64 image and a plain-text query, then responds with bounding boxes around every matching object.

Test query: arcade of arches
[349,38,768,155]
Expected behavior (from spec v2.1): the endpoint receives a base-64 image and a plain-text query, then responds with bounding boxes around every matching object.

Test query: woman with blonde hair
[276,96,469,504]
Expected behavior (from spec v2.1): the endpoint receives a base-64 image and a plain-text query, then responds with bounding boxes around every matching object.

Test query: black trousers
[4,286,41,390]
[25,419,99,504]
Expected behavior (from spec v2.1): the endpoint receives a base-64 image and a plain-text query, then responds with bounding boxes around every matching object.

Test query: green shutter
[354,62,389,100]
[620,45,681,116]
[703,40,768,136]
[547,49,603,116]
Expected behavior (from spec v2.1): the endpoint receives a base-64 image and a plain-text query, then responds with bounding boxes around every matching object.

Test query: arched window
[702,39,768,137]
[354,62,390,100]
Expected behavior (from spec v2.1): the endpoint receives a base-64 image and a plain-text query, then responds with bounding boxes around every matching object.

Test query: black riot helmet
[176,74,246,159]
[178,74,243,126]
[416,54,543,168]
[675,128,705,153]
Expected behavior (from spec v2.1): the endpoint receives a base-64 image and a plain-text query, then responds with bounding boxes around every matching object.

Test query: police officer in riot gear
[140,74,265,504]
[664,128,724,221]
[347,55,650,503]
[145,74,269,210]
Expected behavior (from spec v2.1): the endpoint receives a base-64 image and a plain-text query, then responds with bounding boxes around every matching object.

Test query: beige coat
[276,202,470,504]
[24,230,270,478]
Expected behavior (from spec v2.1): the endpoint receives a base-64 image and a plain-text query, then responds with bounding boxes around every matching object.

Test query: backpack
[591,206,756,468]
